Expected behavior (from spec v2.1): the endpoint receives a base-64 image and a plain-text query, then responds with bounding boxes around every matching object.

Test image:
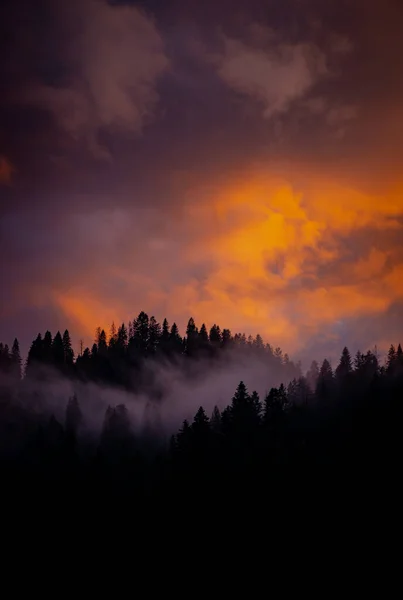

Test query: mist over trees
[0,311,402,509]
[19,313,302,389]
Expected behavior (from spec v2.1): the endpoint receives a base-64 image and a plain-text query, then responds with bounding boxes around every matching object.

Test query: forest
[0,311,402,510]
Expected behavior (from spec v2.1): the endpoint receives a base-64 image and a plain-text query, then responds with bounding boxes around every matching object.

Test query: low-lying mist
[9,351,297,441]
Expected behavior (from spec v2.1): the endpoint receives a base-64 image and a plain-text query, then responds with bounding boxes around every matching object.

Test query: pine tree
[316,359,334,399]
[179,419,191,437]
[232,380,249,410]
[354,351,365,371]
[65,393,82,436]
[209,324,222,346]
[115,404,131,436]
[233,333,247,349]
[253,334,264,352]
[11,338,22,381]
[274,347,283,362]
[306,360,319,391]
[228,381,262,437]
[210,406,222,433]
[297,377,311,405]
[176,419,192,454]
[278,383,288,410]
[97,329,108,355]
[168,322,182,354]
[335,347,353,380]
[387,344,397,373]
[264,384,287,423]
[131,312,149,355]
[221,405,232,435]
[109,322,117,348]
[161,318,170,353]
[363,350,379,378]
[197,323,210,355]
[148,316,161,354]
[192,406,210,435]
[117,323,128,349]
[0,344,11,376]
[76,347,91,375]
[221,328,232,348]
[199,323,209,344]
[191,407,210,460]
[186,317,197,337]
[62,330,74,367]
[287,378,298,404]
[43,330,53,363]
[185,317,198,356]
[251,390,262,419]
[26,333,43,376]
[52,331,65,366]
[101,404,131,442]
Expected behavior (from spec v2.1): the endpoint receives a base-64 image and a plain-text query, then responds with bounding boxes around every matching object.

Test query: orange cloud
[51,168,403,358]
[53,291,118,341]
[176,170,403,352]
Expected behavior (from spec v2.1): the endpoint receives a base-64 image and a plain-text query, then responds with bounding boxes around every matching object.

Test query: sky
[1,0,403,365]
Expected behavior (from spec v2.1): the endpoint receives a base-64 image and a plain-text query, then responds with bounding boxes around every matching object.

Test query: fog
[10,351,296,441]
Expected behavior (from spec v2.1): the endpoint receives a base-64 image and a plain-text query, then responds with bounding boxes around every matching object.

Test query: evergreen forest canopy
[0,310,402,508]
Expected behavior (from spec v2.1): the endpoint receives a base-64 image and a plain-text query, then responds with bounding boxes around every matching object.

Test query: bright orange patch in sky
[54,292,118,340]
[179,171,403,352]
[53,169,403,358]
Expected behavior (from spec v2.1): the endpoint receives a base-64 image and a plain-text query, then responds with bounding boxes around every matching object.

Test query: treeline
[173,343,402,456]
[0,313,402,506]
[0,338,23,382]
[1,311,303,388]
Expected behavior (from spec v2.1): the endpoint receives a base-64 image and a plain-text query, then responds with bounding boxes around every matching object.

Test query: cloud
[2,0,403,369]
[151,172,403,358]
[303,96,327,114]
[0,155,15,184]
[21,170,399,368]
[4,166,402,365]
[29,0,169,158]
[215,29,327,118]
[326,104,358,138]
[329,34,354,56]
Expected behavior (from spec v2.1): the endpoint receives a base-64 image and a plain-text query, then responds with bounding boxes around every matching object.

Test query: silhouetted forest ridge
[5,312,303,386]
[0,311,402,505]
